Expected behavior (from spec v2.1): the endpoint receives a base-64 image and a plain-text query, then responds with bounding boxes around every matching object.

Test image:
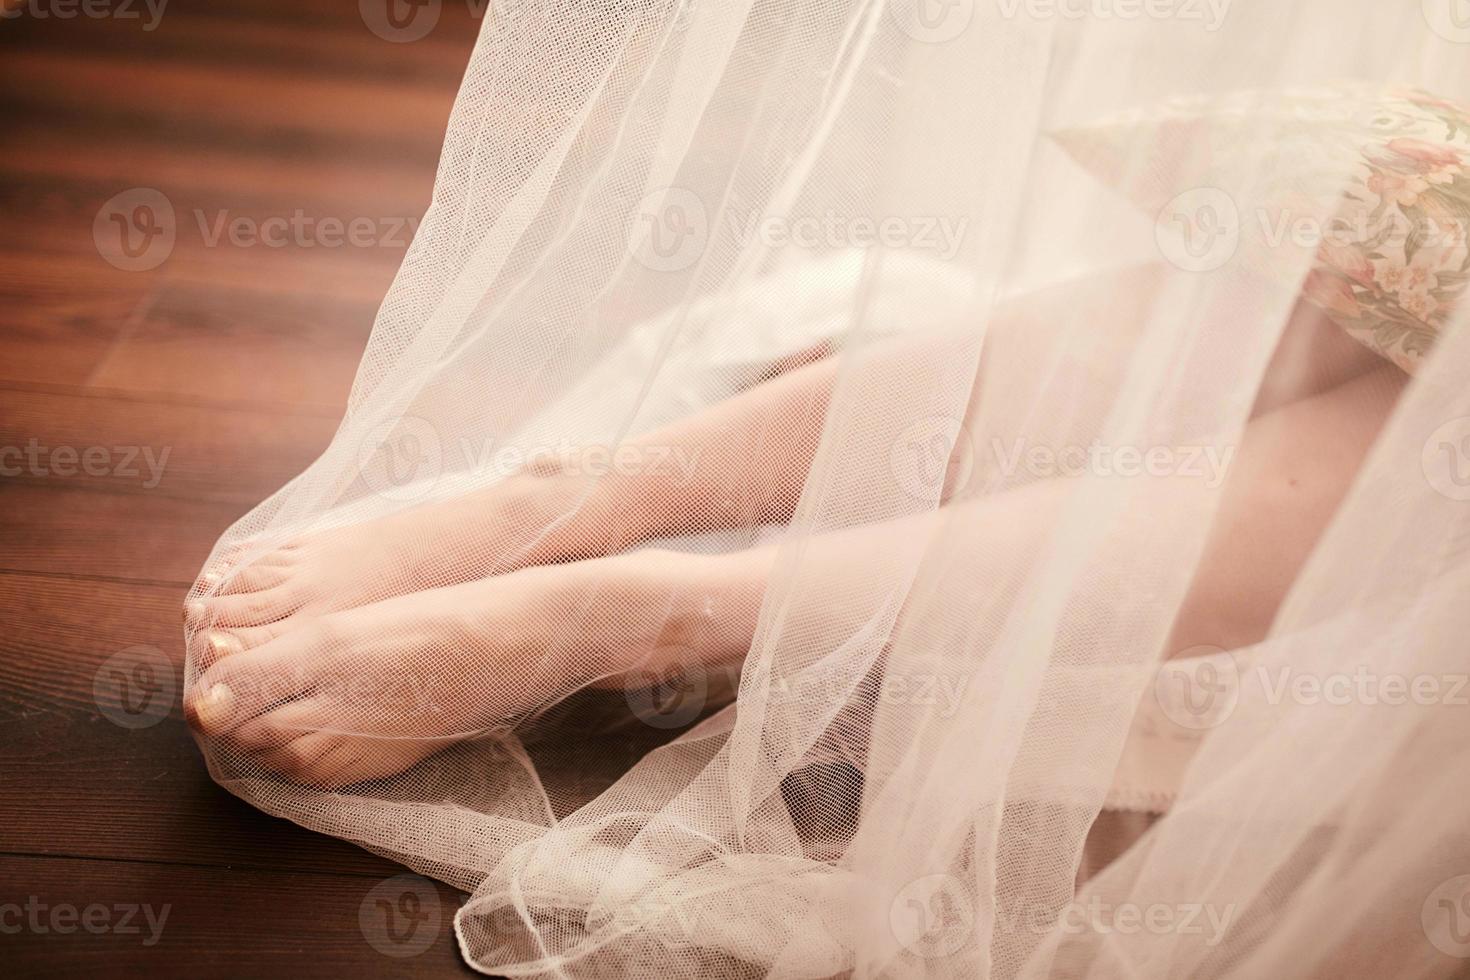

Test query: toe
[189,568,227,598]
[192,628,243,671]
[186,630,317,736]
[182,596,209,625]
[189,621,290,671]
[256,732,345,785]
[205,584,303,627]
[231,698,329,752]
[284,737,432,790]
[215,562,290,596]
[231,702,445,787]
[309,739,404,789]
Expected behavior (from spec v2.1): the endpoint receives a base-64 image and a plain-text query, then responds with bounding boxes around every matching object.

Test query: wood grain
[0,2,483,974]
[0,854,476,979]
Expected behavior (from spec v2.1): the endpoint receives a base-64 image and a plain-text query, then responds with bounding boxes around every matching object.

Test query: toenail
[202,570,224,589]
[183,600,206,623]
[194,683,235,730]
[207,631,242,661]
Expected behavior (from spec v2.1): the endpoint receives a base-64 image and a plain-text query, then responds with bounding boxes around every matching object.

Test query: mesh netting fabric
[183,3,1470,976]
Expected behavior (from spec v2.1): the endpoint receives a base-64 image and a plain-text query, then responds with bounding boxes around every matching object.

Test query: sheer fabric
[185,2,1470,976]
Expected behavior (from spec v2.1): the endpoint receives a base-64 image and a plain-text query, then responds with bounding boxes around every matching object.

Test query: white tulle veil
[186,1,1470,976]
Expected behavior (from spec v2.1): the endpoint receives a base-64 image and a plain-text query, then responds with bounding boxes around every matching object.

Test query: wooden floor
[1,3,483,975]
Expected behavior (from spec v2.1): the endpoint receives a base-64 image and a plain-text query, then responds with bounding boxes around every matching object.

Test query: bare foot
[186,353,1401,791]
[188,471,616,629]
[186,355,837,631]
[185,547,770,789]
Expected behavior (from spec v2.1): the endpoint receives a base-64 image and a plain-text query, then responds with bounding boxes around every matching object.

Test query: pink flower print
[1400,259,1439,296]
[1303,269,1363,318]
[1421,212,1470,254]
[1392,89,1459,113]
[1318,240,1375,287]
[1387,137,1463,169]
[1367,168,1430,208]
[1400,287,1439,321]
[1380,247,1451,322]
[1384,138,1463,186]
[1372,255,1410,294]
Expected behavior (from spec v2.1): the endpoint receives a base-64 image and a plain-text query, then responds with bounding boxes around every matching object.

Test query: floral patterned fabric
[1055,85,1470,374]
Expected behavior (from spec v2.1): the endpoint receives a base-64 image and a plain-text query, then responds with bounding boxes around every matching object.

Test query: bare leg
[1164,362,1405,654]
[192,352,838,629]
[191,267,1383,634]
[189,361,1405,787]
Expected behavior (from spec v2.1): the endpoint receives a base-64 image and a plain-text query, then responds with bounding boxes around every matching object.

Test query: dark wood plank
[0,267,375,409]
[0,181,418,317]
[0,386,339,504]
[1,48,461,161]
[0,483,242,585]
[0,122,440,225]
[0,573,403,877]
[4,2,481,87]
[0,2,488,973]
[0,854,474,979]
